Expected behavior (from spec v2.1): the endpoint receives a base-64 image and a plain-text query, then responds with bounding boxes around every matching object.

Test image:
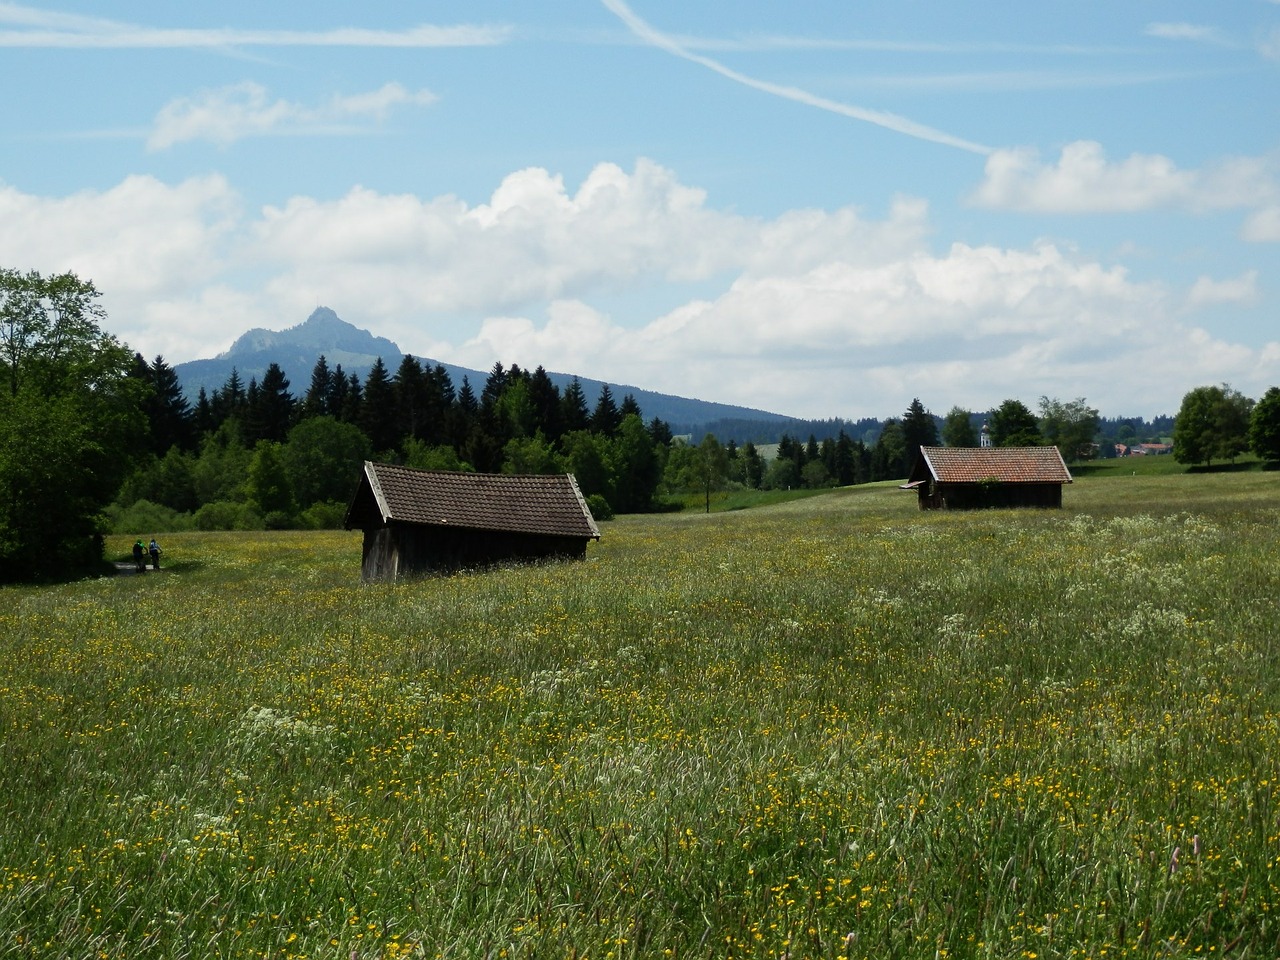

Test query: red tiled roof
[911,446,1073,485]
[348,462,600,539]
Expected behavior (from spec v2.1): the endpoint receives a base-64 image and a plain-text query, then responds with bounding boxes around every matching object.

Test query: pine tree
[325,363,349,421]
[452,376,479,448]
[527,366,564,440]
[480,362,508,410]
[213,368,246,425]
[592,384,622,436]
[302,355,332,419]
[834,431,857,486]
[359,357,398,453]
[647,417,673,446]
[393,355,426,442]
[253,363,295,444]
[901,398,939,469]
[148,355,193,452]
[561,378,590,434]
[193,386,216,438]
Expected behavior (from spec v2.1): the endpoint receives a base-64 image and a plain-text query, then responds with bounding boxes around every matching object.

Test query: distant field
[3,469,1279,958]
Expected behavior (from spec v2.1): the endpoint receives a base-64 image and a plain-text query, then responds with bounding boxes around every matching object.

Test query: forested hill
[173,307,846,440]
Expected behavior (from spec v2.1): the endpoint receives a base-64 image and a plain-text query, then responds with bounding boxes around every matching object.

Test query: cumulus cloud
[1188,271,1258,307]
[1243,205,1280,241]
[446,242,1271,419]
[249,160,930,319]
[148,81,437,149]
[971,141,1279,230]
[0,160,1275,419]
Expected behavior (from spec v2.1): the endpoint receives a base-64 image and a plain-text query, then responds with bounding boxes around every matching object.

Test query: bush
[262,510,293,531]
[106,498,193,535]
[193,500,266,531]
[585,493,614,521]
[298,500,348,530]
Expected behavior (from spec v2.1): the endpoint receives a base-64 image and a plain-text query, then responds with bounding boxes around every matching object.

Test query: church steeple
[980,421,992,448]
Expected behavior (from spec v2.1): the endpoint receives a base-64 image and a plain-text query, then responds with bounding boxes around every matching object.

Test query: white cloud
[971,141,1279,226]
[1145,22,1230,45]
[1259,26,1280,61]
[0,4,510,48]
[249,159,928,316]
[1187,271,1258,307]
[148,82,437,150]
[0,173,240,294]
[0,160,1276,419]
[1243,205,1280,241]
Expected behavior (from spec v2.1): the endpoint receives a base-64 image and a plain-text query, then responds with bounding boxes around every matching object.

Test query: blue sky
[2,1,1278,420]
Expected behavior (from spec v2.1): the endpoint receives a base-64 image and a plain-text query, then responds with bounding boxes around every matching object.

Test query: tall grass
[2,471,1279,958]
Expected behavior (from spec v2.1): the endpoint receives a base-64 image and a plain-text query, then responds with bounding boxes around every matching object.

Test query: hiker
[132,539,146,573]
[148,538,161,570]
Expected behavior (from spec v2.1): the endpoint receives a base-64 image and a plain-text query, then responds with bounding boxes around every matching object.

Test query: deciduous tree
[989,399,1042,447]
[0,268,146,578]
[1174,384,1253,467]
[1249,386,1280,463]
[941,406,977,447]
[1038,396,1100,462]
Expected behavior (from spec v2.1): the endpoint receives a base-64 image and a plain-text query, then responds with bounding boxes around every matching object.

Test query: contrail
[601,0,992,156]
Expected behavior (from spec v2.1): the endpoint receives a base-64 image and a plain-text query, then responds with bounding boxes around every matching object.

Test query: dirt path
[111,562,165,575]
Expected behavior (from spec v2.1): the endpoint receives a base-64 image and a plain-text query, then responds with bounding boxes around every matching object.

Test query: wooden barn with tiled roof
[903,446,1073,510]
[344,462,601,580]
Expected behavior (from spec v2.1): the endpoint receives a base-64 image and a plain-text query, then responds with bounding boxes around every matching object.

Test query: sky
[1,1,1278,421]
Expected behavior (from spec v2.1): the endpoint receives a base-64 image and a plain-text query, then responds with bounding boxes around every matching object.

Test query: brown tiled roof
[911,446,1073,485]
[347,462,600,539]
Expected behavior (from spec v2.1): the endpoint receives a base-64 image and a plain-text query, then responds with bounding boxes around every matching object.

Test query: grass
[665,486,835,514]
[2,470,1280,958]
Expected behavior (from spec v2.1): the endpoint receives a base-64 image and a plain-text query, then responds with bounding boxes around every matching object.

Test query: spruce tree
[148,355,193,453]
[253,363,295,444]
[303,355,332,419]
[561,378,590,433]
[393,355,426,442]
[359,358,398,454]
[592,384,622,436]
[901,398,939,470]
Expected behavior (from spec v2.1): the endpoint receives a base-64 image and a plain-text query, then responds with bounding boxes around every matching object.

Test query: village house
[903,445,1073,510]
[344,462,601,581]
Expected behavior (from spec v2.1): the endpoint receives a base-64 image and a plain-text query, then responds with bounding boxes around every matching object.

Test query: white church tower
[980,421,992,448]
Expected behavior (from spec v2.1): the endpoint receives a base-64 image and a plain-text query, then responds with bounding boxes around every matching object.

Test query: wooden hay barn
[903,446,1073,510]
[344,462,601,581]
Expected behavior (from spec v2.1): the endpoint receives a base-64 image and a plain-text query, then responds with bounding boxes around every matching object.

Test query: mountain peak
[299,306,344,329]
[218,307,400,361]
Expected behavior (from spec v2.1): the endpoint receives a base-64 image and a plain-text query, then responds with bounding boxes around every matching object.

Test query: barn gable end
[904,446,1073,510]
[344,462,601,580]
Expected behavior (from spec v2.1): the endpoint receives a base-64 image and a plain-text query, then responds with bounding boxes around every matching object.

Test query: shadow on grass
[1185,461,1264,474]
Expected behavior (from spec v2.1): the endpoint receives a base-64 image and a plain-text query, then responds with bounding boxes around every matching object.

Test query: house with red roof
[902,446,1073,510]
[344,462,601,580]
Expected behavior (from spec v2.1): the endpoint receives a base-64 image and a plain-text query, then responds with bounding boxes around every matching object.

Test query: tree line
[5,266,1280,581]
[116,352,903,533]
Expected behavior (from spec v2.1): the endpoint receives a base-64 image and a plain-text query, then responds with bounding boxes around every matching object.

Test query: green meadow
[3,468,1279,959]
